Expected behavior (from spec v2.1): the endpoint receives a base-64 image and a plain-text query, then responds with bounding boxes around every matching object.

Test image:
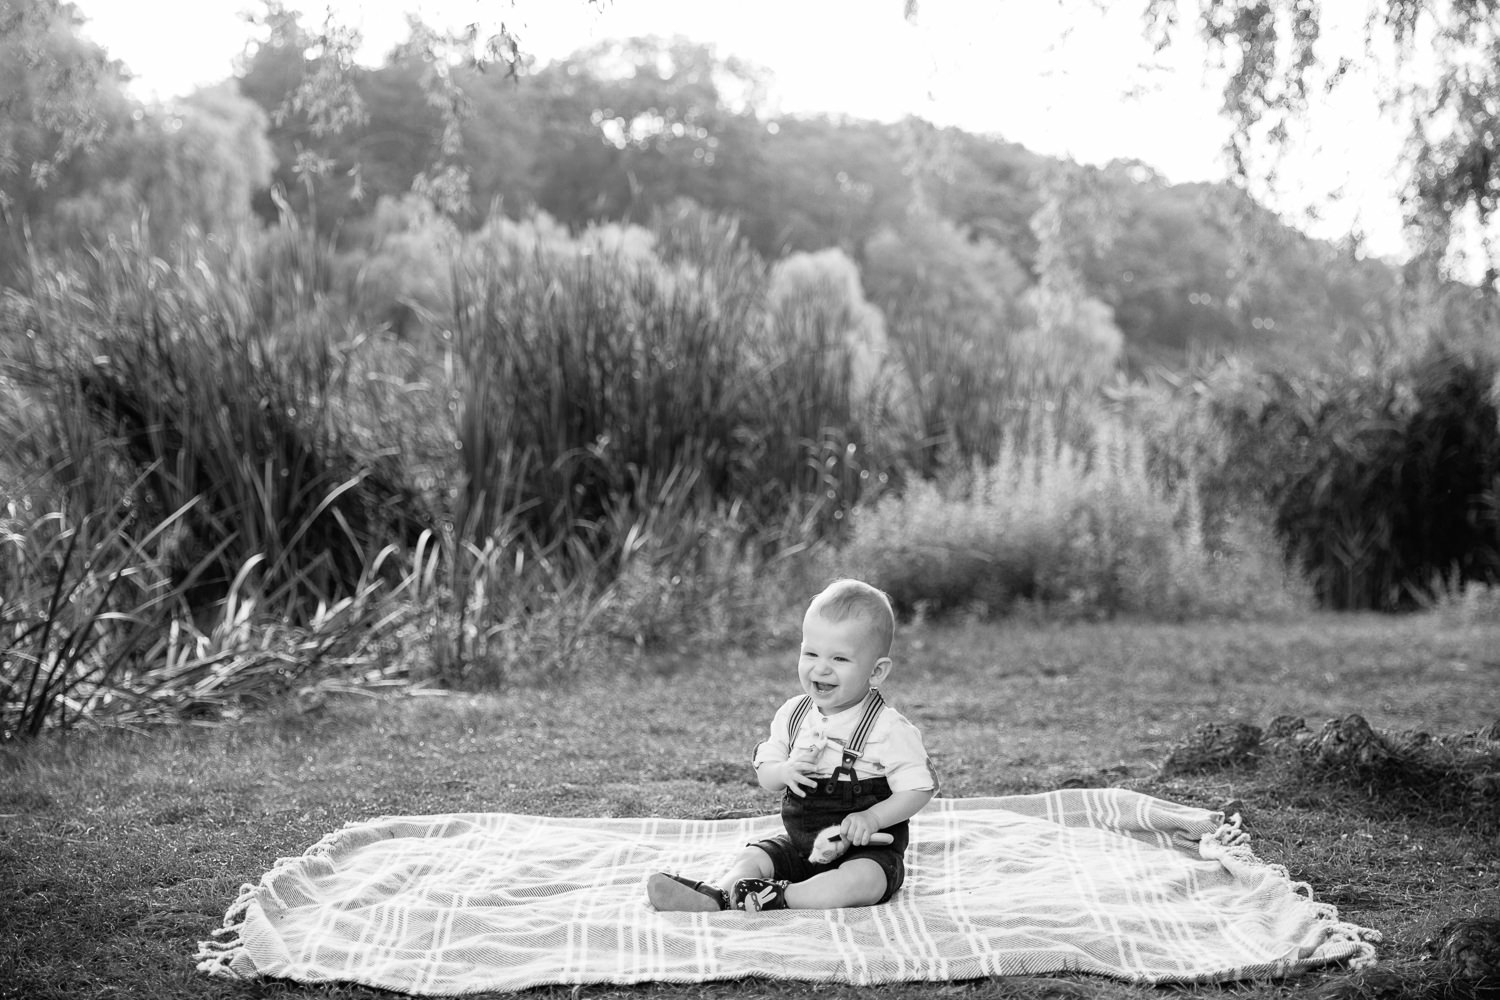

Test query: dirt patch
[1161,713,1500,831]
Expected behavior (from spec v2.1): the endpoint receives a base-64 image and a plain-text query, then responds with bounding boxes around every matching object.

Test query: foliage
[0,490,191,741]
[1424,581,1500,626]
[525,36,772,234]
[5,5,1427,377]
[1021,164,1126,386]
[1209,339,1500,610]
[0,488,410,741]
[764,246,891,414]
[1144,0,1500,286]
[0,218,446,737]
[236,2,377,228]
[840,416,1310,621]
[342,191,461,335]
[0,0,118,199]
[43,83,274,256]
[447,204,898,558]
[2,4,274,269]
[0,0,130,278]
[861,206,1038,472]
[227,0,1500,288]
[1078,167,1402,372]
[3,222,430,619]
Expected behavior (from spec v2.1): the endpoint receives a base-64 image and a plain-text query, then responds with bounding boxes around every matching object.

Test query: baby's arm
[840,789,934,846]
[752,702,820,797]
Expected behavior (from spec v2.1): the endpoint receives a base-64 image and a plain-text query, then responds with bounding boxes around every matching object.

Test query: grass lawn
[2,611,1498,1000]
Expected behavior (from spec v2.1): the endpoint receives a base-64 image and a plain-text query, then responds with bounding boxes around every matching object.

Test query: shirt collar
[817,689,876,724]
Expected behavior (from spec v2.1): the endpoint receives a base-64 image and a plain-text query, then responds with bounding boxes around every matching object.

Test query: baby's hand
[808,824,895,863]
[839,810,885,846]
[774,758,819,797]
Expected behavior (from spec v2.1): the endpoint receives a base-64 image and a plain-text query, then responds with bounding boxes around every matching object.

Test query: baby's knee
[729,845,775,878]
[839,857,889,905]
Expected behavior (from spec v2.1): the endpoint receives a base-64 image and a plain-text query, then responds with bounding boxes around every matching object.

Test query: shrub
[1211,341,1500,610]
[344,193,462,337]
[841,416,1308,621]
[1422,580,1500,625]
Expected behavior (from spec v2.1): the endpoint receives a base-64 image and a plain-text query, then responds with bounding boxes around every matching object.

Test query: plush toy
[808,825,895,864]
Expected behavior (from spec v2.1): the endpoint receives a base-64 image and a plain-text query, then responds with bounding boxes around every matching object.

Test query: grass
[2,611,1499,1000]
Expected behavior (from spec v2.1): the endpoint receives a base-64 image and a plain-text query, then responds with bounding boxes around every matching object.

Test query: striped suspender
[785,689,887,768]
[786,696,814,746]
[843,689,886,762]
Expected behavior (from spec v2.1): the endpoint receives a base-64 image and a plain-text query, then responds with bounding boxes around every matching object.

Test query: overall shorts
[750,691,909,902]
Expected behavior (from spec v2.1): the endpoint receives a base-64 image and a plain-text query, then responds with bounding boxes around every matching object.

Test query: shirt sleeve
[751,697,799,769]
[872,712,936,793]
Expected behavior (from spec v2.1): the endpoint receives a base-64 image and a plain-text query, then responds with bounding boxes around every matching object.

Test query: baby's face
[797,610,889,715]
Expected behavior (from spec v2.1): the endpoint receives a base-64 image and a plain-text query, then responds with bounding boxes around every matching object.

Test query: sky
[68,0,1417,261]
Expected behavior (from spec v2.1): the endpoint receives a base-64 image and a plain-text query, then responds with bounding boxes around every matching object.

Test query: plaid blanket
[196,789,1379,995]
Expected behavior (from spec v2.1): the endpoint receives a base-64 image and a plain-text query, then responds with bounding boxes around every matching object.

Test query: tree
[524,36,773,236]
[1141,0,1500,288]
[237,2,372,230]
[54,84,275,251]
[0,0,118,202]
[0,0,127,277]
[377,0,1500,286]
[755,115,915,259]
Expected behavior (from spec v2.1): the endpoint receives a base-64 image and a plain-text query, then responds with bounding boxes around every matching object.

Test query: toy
[808,825,895,864]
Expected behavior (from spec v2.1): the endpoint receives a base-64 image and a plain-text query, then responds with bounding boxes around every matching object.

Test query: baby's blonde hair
[808,578,896,657]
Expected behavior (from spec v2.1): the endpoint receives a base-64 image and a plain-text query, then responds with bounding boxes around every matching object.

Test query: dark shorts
[749,773,910,904]
[749,833,907,903]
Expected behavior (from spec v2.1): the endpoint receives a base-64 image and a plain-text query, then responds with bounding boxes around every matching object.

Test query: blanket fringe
[193,879,259,980]
[1200,814,1382,971]
[194,824,354,981]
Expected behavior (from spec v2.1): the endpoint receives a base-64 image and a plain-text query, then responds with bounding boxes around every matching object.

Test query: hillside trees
[523,36,772,234]
[230,0,1500,286]
[226,18,1403,369]
[6,1,1479,369]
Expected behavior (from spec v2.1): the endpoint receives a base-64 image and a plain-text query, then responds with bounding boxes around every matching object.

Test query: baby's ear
[871,656,893,685]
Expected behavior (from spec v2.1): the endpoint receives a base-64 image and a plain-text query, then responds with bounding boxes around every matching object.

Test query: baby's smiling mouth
[811,681,836,694]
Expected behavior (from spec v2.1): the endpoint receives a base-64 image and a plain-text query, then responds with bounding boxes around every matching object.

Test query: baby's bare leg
[721,845,775,889]
[784,857,886,909]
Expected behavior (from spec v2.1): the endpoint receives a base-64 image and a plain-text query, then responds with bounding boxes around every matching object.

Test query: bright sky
[69,0,1416,260]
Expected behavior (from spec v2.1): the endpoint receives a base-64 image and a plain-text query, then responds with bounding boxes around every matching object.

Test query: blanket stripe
[197,789,1379,995]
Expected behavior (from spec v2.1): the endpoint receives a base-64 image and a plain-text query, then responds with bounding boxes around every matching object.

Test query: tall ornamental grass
[421,209,901,683]
[0,223,428,738]
[447,206,900,562]
[7,224,429,616]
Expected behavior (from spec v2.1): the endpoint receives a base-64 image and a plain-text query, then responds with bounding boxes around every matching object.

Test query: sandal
[646,872,730,911]
[732,877,790,912]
